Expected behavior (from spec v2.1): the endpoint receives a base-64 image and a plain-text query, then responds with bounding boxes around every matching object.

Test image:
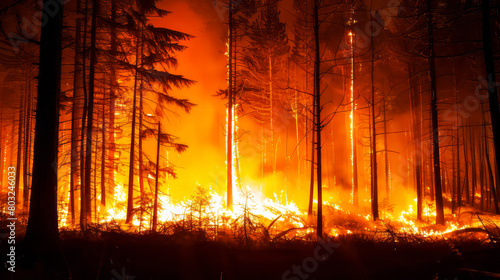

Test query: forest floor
[2,230,500,280]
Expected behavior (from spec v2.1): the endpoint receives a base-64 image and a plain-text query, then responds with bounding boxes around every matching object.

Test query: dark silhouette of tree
[24,0,64,247]
[482,0,500,214]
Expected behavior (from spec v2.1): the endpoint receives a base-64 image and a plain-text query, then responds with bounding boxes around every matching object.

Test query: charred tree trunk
[79,0,89,229]
[152,122,161,232]
[427,0,445,225]
[383,99,390,199]
[69,0,82,225]
[370,0,379,221]
[226,0,233,210]
[24,0,63,247]
[313,0,322,238]
[100,90,106,208]
[455,72,462,211]
[138,40,145,227]
[84,0,99,224]
[108,0,117,202]
[463,126,470,204]
[15,92,24,206]
[23,63,33,212]
[482,0,500,214]
[126,25,141,224]
[470,125,476,207]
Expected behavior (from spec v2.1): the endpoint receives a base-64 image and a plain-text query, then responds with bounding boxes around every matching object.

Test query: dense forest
[0,0,500,279]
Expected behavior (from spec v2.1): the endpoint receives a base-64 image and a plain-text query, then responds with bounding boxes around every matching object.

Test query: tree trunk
[152,122,161,232]
[79,0,89,229]
[482,0,500,214]
[84,0,99,225]
[470,124,476,207]
[370,0,379,221]
[69,0,82,225]
[138,40,145,228]
[383,99,390,199]
[15,92,24,207]
[100,89,106,208]
[108,0,117,203]
[126,25,141,224]
[24,0,63,247]
[427,0,445,225]
[226,0,233,210]
[313,0,322,238]
[351,37,358,207]
[23,62,33,212]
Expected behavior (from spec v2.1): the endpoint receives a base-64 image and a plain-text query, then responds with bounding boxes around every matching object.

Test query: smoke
[148,0,229,200]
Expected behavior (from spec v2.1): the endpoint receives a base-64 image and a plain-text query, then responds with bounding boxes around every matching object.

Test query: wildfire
[54,179,499,243]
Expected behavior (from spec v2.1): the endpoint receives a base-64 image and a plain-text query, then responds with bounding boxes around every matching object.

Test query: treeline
[220,0,500,237]
[0,0,194,244]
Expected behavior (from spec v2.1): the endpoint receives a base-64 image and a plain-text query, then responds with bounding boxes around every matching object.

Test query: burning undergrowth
[51,184,500,246]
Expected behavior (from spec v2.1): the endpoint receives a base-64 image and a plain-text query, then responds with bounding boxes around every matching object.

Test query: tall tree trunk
[79,0,89,229]
[463,126,470,204]
[70,0,82,224]
[454,71,462,211]
[351,37,358,207]
[383,99,390,199]
[370,0,379,221]
[138,40,145,228]
[482,0,500,215]
[126,25,141,224]
[100,90,106,208]
[24,0,63,247]
[313,0,322,238]
[482,96,500,214]
[427,0,445,225]
[152,122,161,232]
[226,0,233,210]
[23,62,32,211]
[470,124,476,207]
[15,92,24,207]
[84,0,99,225]
[480,130,485,211]
[108,0,117,202]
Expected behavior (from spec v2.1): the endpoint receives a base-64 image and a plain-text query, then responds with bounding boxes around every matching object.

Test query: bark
[383,99,389,199]
[482,0,500,214]
[227,0,233,210]
[470,125,476,207]
[15,92,24,206]
[84,0,99,224]
[80,0,89,229]
[108,0,117,202]
[70,0,82,224]
[313,0,322,238]
[152,122,161,232]
[23,62,33,211]
[370,1,379,221]
[100,89,106,208]
[24,0,63,247]
[427,0,445,225]
[126,25,141,224]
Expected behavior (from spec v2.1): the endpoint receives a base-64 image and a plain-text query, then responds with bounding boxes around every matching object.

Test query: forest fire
[1,0,500,279]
